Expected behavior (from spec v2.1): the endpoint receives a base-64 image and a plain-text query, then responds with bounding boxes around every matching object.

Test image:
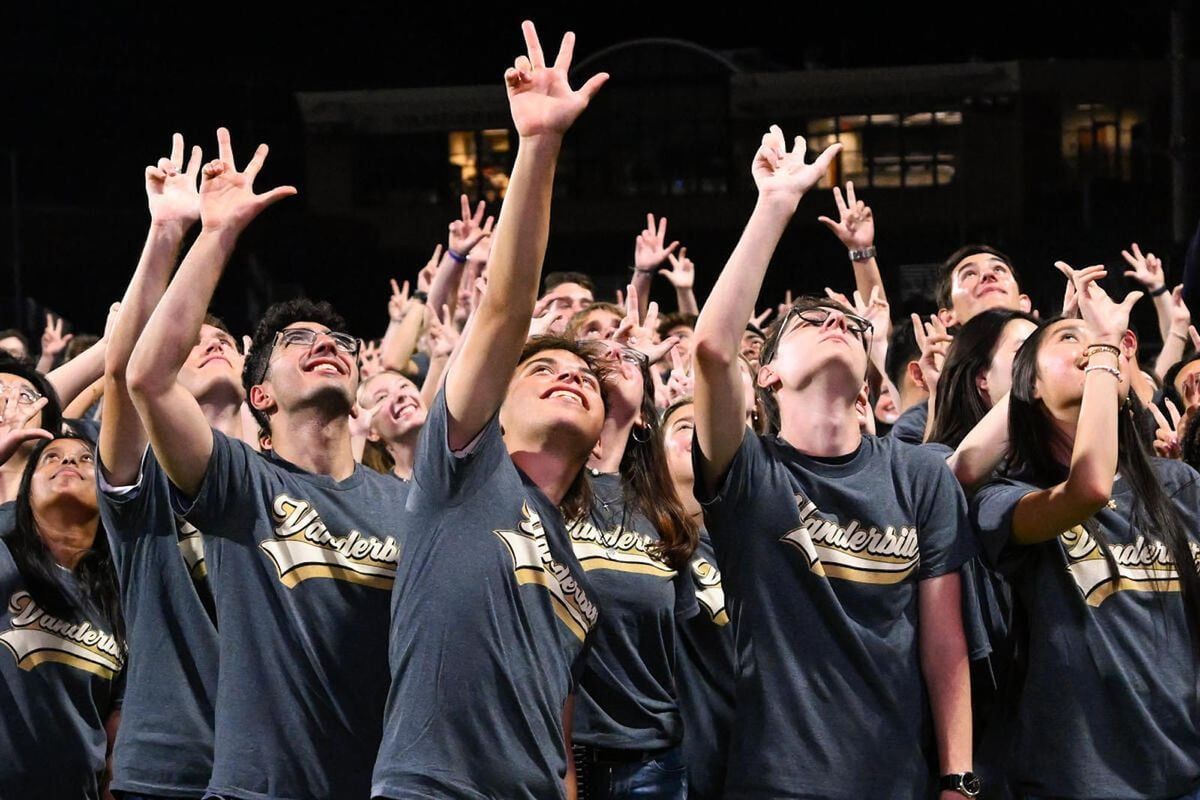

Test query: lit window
[449,129,512,200]
[1061,104,1143,181]
[806,110,959,189]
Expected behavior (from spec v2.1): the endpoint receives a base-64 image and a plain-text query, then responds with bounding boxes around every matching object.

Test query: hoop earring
[631,424,650,444]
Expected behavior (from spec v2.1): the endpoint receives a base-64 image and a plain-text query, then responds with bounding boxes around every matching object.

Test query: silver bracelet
[848,246,877,262]
[1084,364,1122,380]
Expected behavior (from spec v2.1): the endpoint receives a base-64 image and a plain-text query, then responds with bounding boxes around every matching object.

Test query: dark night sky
[0,4,1191,332]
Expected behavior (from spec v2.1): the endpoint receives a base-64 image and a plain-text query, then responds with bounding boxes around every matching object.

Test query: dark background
[0,4,1194,341]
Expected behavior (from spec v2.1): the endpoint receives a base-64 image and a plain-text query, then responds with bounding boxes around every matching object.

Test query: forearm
[1152,293,1174,342]
[128,228,235,394]
[47,338,107,409]
[420,354,449,411]
[1065,367,1121,502]
[101,223,187,478]
[851,257,887,324]
[919,575,972,776]
[379,308,425,373]
[694,197,793,363]
[1156,327,1187,380]
[427,251,465,320]
[35,352,55,373]
[63,378,104,419]
[444,135,562,443]
[947,394,1009,491]
[674,286,699,315]
[631,268,654,319]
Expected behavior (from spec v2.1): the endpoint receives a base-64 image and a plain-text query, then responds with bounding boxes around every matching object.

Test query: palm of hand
[199,169,257,230]
[635,237,666,269]
[509,69,587,138]
[149,176,200,224]
[754,153,824,200]
[844,216,874,249]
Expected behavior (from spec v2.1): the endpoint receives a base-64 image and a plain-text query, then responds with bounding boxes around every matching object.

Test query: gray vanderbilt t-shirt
[675,529,736,800]
[171,429,405,800]
[696,428,974,800]
[971,459,1200,799]
[99,448,218,797]
[889,398,928,444]
[372,391,599,800]
[569,472,697,750]
[0,538,125,799]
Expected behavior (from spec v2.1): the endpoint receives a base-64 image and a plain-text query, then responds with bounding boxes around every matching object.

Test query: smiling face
[1030,318,1129,415]
[500,347,606,459]
[179,324,245,404]
[30,438,98,516]
[663,402,695,487]
[250,322,359,423]
[362,371,427,444]
[591,342,647,426]
[944,253,1028,325]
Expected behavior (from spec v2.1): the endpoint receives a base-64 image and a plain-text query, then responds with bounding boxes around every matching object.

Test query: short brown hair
[934,244,1019,311]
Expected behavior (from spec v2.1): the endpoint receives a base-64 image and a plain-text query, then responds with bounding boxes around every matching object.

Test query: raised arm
[659,246,699,315]
[100,133,201,485]
[692,127,840,494]
[427,196,493,319]
[1121,243,1172,342]
[818,181,887,331]
[443,21,607,450]
[127,128,295,496]
[378,279,426,373]
[1011,268,1140,545]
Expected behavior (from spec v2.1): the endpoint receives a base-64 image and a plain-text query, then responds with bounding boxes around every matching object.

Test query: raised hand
[41,313,73,359]
[613,283,678,364]
[666,347,694,404]
[634,213,680,273]
[751,308,774,330]
[504,21,608,139]
[1064,263,1142,340]
[1165,285,1192,333]
[911,313,952,395]
[659,246,694,289]
[1120,243,1165,291]
[817,181,875,251]
[448,195,495,258]
[427,305,461,360]
[388,279,417,323]
[147,132,203,228]
[752,125,842,207]
[417,244,443,294]
[198,127,297,233]
[776,290,795,320]
[0,394,52,467]
[1149,400,1184,460]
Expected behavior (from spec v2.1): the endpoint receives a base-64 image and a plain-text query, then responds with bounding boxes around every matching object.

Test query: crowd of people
[2,20,1199,800]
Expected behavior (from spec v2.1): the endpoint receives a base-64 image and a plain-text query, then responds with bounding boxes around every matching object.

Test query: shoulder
[1150,457,1200,495]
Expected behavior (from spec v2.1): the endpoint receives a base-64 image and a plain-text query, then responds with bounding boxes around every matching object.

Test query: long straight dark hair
[8,434,125,646]
[1007,320,1200,643]
[607,356,698,571]
[929,309,1041,449]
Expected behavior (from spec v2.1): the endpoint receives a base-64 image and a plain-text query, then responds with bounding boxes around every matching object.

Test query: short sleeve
[97,448,160,541]
[412,387,510,506]
[169,428,262,541]
[969,479,1040,576]
[693,428,770,523]
[910,449,975,580]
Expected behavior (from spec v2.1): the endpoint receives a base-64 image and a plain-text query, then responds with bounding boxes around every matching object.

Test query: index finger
[522,20,546,68]
[910,313,927,348]
[390,278,401,298]
[844,180,857,206]
[1148,402,1170,432]
[460,194,471,222]
[832,185,848,216]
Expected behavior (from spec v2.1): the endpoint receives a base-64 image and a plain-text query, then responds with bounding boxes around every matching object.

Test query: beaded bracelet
[1084,364,1122,380]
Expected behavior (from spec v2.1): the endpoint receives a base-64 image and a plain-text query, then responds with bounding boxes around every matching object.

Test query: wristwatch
[938,772,981,797]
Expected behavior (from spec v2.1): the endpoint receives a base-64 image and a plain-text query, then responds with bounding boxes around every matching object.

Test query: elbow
[125,347,161,399]
[1069,478,1113,516]
[692,334,735,369]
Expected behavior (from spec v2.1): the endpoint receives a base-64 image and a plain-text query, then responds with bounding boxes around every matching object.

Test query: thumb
[1121,290,1145,310]
[257,185,298,208]
[577,72,610,101]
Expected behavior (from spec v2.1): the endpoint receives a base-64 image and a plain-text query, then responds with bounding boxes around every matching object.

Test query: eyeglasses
[762,306,874,364]
[274,328,360,355]
[0,382,43,406]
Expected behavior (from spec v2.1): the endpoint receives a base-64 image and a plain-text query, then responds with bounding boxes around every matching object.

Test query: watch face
[962,773,982,795]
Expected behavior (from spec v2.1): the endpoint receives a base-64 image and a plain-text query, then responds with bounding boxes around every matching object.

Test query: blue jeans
[581,745,687,800]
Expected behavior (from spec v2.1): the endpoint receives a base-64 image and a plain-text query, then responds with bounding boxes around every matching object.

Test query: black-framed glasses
[762,306,874,365]
[274,328,360,355]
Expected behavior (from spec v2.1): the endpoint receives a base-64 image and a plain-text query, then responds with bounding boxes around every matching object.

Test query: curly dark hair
[242,299,353,436]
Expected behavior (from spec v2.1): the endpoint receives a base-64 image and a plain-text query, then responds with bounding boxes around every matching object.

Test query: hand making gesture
[753,125,842,209]
[198,127,297,233]
[147,132,203,230]
[504,21,609,139]
[448,195,495,259]
[817,181,875,252]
